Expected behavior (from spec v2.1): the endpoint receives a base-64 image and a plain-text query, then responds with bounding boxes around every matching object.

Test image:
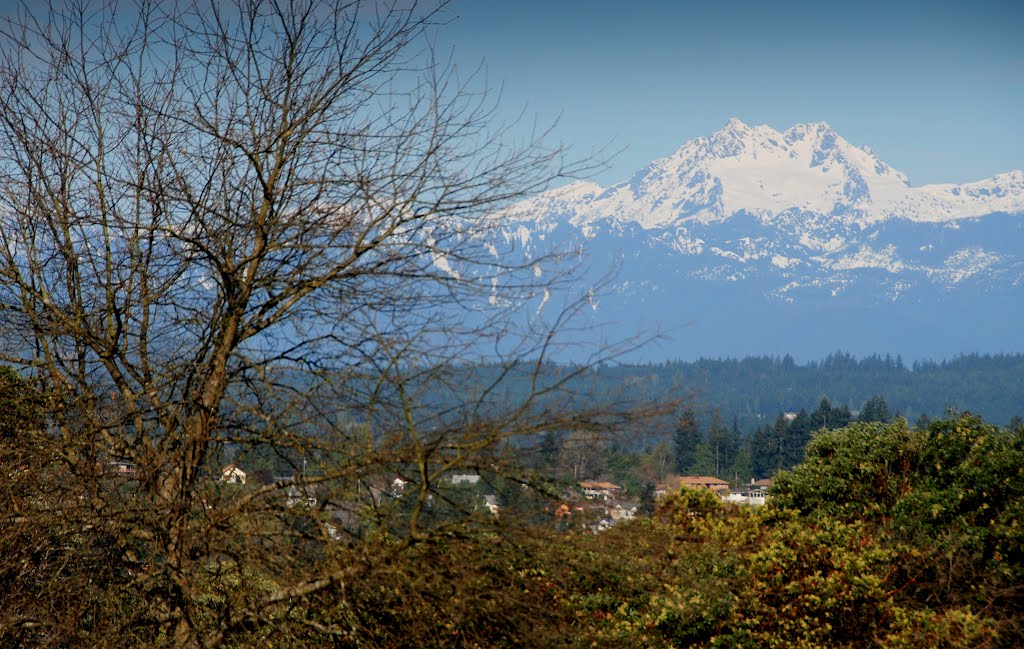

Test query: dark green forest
[588,352,1024,429]
[225,352,1024,490]
[456,352,1024,492]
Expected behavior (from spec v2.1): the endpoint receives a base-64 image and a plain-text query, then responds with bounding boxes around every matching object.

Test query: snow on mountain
[504,119,1024,229]
[508,179,603,225]
[889,170,1024,222]
[494,118,1024,297]
[829,244,910,274]
[486,120,1024,360]
[927,247,1004,285]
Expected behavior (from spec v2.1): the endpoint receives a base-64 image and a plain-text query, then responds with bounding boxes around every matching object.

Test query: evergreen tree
[811,397,852,430]
[535,431,560,470]
[731,435,755,485]
[673,406,700,474]
[784,408,813,467]
[835,403,853,428]
[728,415,745,479]
[638,482,657,515]
[755,415,790,478]
[752,425,771,478]
[688,441,716,476]
[811,398,831,430]
[706,408,733,476]
[859,395,893,423]
[604,445,637,489]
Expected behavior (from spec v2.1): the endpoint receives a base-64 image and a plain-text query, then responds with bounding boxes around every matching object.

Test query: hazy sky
[438,0,1024,187]
[0,1,1016,188]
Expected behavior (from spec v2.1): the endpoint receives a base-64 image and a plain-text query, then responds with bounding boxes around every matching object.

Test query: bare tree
[0,1,645,646]
[558,428,607,481]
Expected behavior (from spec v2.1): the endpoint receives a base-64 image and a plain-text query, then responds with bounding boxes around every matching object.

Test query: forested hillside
[490,352,1024,487]
[231,353,1024,486]
[588,352,1024,429]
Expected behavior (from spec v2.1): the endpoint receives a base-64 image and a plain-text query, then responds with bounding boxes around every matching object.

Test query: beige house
[655,474,731,498]
[108,461,137,477]
[220,464,247,485]
[578,480,623,501]
[678,476,731,494]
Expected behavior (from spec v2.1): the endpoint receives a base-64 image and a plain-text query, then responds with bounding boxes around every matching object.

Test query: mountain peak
[510,120,1022,230]
[714,118,837,140]
[703,119,848,162]
[703,118,767,158]
[783,121,840,149]
[791,120,835,133]
[490,122,1024,362]
[723,117,752,132]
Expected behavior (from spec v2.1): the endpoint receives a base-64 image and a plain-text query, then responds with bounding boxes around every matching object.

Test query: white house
[482,494,499,517]
[610,503,637,521]
[391,477,408,496]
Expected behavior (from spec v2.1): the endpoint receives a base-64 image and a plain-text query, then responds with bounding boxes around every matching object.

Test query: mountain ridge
[506,118,1024,229]
[485,119,1024,360]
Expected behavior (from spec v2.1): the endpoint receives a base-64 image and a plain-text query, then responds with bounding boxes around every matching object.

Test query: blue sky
[438,0,1024,187]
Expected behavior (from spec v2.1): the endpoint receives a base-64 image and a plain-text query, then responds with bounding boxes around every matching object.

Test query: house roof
[579,480,622,490]
[679,476,730,486]
[659,474,730,491]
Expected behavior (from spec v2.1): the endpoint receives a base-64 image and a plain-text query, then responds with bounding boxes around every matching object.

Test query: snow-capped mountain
[494,119,1024,360]
[507,118,1024,227]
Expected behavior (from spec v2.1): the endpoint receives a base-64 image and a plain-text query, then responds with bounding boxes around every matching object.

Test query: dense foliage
[11,413,1014,647]
[464,414,1018,648]
[175,413,1016,648]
